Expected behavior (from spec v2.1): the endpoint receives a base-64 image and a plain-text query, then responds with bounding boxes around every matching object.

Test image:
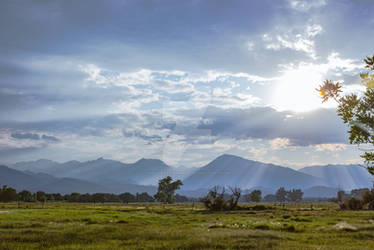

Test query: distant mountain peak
[215,154,244,160]
[213,154,257,164]
[135,158,166,165]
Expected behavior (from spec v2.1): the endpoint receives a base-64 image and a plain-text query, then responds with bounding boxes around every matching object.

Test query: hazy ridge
[2,154,372,197]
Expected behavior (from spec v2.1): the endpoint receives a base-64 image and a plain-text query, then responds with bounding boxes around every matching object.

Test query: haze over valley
[2,154,372,197]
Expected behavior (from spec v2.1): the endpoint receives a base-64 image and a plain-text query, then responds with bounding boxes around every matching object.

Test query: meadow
[1,202,374,249]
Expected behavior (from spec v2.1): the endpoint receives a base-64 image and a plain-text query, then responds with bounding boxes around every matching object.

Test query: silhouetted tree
[362,189,374,210]
[68,192,81,202]
[35,191,47,202]
[18,190,33,202]
[275,187,287,202]
[317,54,374,175]
[46,193,55,201]
[202,186,241,210]
[249,190,262,203]
[351,188,370,199]
[119,192,136,203]
[52,193,64,201]
[154,176,183,204]
[0,185,17,202]
[287,189,303,202]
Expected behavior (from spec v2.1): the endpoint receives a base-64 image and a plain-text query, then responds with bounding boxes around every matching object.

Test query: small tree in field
[249,190,262,203]
[202,186,241,211]
[275,187,287,202]
[154,176,183,204]
[0,185,18,202]
[287,189,303,202]
[18,190,33,202]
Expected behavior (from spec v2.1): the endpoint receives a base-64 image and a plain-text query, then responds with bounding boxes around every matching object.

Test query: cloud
[263,24,323,59]
[11,133,40,140]
[1,0,373,166]
[194,106,348,146]
[41,135,60,143]
[10,132,60,143]
[288,0,327,12]
[269,138,291,150]
[315,143,347,152]
[122,128,163,143]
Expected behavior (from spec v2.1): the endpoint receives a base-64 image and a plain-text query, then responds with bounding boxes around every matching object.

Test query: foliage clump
[0,185,17,202]
[154,176,183,204]
[317,54,374,175]
[202,186,241,211]
[275,187,303,202]
[244,189,262,203]
[335,189,374,210]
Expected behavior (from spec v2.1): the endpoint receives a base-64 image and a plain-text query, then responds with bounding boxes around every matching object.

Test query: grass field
[1,202,374,249]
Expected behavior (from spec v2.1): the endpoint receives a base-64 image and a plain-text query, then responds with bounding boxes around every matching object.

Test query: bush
[362,189,374,210]
[202,186,241,211]
[335,189,374,210]
[347,197,363,210]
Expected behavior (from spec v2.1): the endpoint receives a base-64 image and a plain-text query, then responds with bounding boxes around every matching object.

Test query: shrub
[202,186,241,211]
[362,189,374,210]
[347,197,363,210]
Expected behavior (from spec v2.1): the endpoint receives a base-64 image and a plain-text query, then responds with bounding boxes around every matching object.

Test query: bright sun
[271,67,331,112]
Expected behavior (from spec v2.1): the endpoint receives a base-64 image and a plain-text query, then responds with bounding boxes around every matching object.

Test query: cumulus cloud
[269,138,291,150]
[315,143,347,152]
[263,24,323,59]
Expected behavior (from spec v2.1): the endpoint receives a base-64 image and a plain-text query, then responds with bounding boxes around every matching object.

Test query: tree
[154,176,183,204]
[119,192,136,203]
[249,190,262,203]
[287,189,303,202]
[275,187,287,202]
[18,190,33,202]
[136,192,154,202]
[35,191,47,202]
[316,54,374,175]
[52,193,64,201]
[0,185,18,202]
[202,186,226,210]
[202,186,241,211]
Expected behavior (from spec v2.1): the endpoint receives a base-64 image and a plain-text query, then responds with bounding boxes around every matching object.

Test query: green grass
[1,202,374,249]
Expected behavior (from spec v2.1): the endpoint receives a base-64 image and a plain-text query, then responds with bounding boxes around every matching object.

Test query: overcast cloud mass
[0,0,373,168]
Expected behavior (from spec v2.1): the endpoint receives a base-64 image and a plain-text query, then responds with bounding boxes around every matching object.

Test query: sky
[0,0,373,168]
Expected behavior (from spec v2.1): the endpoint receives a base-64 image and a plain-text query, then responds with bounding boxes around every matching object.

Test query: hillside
[182,154,325,190]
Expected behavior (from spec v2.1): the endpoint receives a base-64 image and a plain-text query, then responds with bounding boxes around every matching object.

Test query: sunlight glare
[272,67,332,112]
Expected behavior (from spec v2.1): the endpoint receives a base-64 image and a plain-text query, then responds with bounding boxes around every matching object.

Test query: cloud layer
[0,0,373,167]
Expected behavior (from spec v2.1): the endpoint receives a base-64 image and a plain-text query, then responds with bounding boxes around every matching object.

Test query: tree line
[263,187,304,203]
[201,187,304,211]
[0,185,189,203]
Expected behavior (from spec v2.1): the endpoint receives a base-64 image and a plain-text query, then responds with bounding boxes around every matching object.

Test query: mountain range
[2,154,373,197]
